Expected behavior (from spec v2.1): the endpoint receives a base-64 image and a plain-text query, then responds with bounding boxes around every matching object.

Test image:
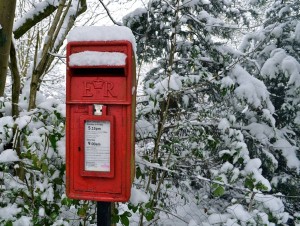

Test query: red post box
[66,28,136,202]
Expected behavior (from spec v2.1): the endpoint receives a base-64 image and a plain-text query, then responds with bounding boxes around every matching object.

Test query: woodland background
[0,0,300,225]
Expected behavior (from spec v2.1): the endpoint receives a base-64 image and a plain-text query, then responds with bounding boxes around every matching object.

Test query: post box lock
[94,104,103,115]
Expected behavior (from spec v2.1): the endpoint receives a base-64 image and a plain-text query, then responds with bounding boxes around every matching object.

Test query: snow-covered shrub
[122,0,299,225]
[0,98,96,226]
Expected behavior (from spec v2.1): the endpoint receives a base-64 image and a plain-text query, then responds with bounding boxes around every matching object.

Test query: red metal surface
[66,41,135,202]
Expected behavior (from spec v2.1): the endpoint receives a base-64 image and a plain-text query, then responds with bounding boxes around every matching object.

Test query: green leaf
[61,197,72,206]
[49,134,58,149]
[53,177,63,185]
[112,214,119,224]
[120,214,129,226]
[132,206,138,213]
[54,110,62,120]
[4,221,13,226]
[145,202,152,209]
[77,207,86,218]
[221,88,228,96]
[32,154,39,167]
[50,211,58,220]
[245,176,255,190]
[213,186,225,197]
[166,183,172,189]
[41,163,48,173]
[136,166,142,179]
[123,211,132,217]
[145,211,155,221]
[256,182,268,191]
[113,207,119,215]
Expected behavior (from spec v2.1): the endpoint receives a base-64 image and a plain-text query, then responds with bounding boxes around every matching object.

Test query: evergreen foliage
[124,0,300,225]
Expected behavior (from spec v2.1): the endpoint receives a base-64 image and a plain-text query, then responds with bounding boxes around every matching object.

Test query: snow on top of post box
[69,51,127,66]
[67,26,136,51]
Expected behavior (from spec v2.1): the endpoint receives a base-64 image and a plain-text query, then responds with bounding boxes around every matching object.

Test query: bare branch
[98,0,122,26]
[13,1,58,39]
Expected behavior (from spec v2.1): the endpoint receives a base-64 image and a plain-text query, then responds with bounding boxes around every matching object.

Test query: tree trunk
[9,41,21,117]
[27,0,87,110]
[0,1,17,97]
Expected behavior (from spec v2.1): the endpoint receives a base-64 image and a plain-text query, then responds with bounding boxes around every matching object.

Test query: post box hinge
[94,104,103,115]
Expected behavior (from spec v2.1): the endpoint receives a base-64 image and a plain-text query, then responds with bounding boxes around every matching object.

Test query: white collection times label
[84,120,110,172]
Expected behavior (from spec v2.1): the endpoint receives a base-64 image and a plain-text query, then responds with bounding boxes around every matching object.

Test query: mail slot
[66,31,136,202]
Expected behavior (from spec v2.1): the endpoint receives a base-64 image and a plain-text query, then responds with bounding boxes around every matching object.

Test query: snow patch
[231,65,274,113]
[244,122,274,144]
[261,49,300,100]
[273,139,300,172]
[208,213,231,224]
[282,56,300,88]
[69,51,127,66]
[262,109,275,127]
[68,26,136,51]
[244,158,271,191]
[278,6,291,18]
[136,118,155,137]
[295,22,300,41]
[0,204,21,220]
[220,161,234,173]
[227,204,254,224]
[13,0,60,32]
[57,137,66,159]
[221,76,234,88]
[201,0,211,4]
[0,149,19,163]
[182,0,201,7]
[39,207,45,217]
[223,0,232,6]
[13,216,32,226]
[254,193,285,213]
[218,118,230,131]
[125,7,147,18]
[169,73,182,90]
[130,187,149,205]
[182,95,189,107]
[261,48,286,79]
[15,115,32,129]
[0,116,14,127]
[152,73,183,95]
[294,112,300,125]
[271,26,283,38]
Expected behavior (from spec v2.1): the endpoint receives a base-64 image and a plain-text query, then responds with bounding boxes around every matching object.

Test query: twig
[153,207,189,224]
[98,0,122,26]
[196,175,300,199]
